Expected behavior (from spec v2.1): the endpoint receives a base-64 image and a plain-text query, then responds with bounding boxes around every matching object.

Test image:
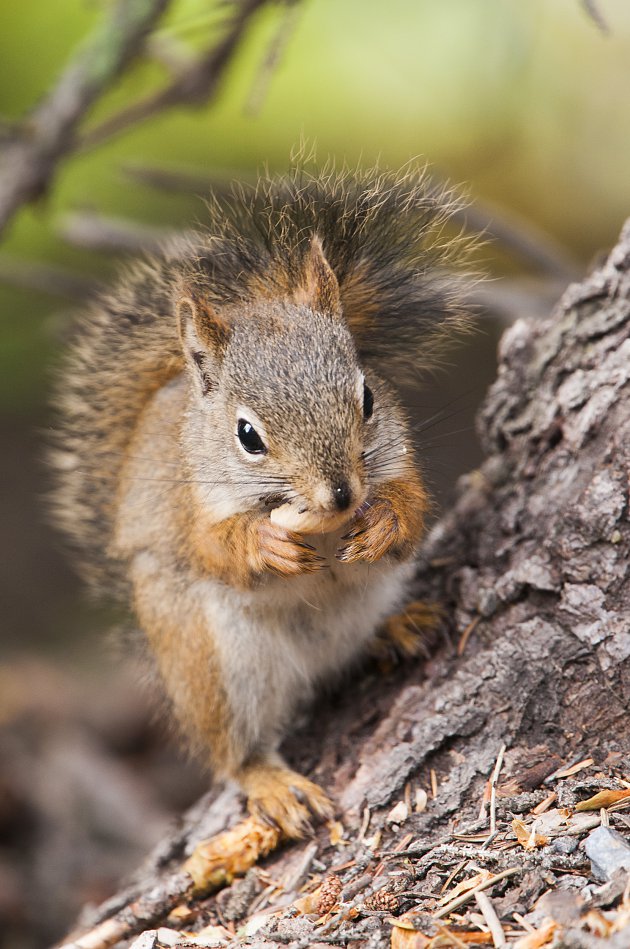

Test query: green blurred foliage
[0,0,629,413]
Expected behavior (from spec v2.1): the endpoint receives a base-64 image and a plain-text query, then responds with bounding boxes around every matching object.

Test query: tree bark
[61,221,630,949]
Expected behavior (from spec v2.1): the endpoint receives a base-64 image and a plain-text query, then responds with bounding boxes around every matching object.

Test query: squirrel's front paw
[336,498,402,564]
[255,519,326,577]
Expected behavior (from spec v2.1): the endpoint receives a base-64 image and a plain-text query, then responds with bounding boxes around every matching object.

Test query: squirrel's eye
[363,383,374,420]
[237,419,267,454]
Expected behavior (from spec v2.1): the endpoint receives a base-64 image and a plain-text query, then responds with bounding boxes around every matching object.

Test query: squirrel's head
[176,237,395,534]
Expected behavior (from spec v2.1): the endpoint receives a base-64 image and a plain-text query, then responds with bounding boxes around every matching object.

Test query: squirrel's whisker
[413,408,465,436]
[363,436,403,461]
[118,476,291,487]
[363,439,406,466]
[416,425,475,448]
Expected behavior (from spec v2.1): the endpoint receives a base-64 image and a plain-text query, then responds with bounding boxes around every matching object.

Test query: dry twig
[0,0,170,237]
[80,0,272,150]
[245,0,303,115]
[434,867,521,920]
[483,744,506,847]
[581,0,609,33]
[475,891,507,948]
[57,211,175,255]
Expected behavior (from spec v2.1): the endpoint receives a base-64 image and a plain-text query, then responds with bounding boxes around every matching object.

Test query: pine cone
[363,889,400,912]
[317,875,342,914]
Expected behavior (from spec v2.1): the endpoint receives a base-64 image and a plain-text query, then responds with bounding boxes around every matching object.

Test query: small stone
[130,932,158,949]
[584,826,630,882]
[551,836,578,855]
[415,789,428,813]
[386,800,409,824]
[156,928,184,947]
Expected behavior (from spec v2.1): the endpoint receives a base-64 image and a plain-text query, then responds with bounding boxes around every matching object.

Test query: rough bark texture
[62,221,630,949]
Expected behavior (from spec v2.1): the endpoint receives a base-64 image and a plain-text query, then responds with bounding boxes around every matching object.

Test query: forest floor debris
[60,744,630,949]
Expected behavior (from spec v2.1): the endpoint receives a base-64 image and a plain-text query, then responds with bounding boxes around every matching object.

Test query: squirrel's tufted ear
[295,235,341,316]
[176,294,230,395]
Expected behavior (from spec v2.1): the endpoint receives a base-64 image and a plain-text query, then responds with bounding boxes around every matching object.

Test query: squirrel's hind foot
[239,762,333,840]
[371,599,441,663]
[182,766,332,891]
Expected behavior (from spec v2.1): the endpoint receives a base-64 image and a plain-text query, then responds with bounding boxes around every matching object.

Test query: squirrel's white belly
[199,544,414,757]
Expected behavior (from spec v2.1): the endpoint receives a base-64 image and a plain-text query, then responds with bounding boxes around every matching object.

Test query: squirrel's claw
[257,520,326,577]
[336,498,400,564]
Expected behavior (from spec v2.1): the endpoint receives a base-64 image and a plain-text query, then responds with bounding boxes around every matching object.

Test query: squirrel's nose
[333,481,352,511]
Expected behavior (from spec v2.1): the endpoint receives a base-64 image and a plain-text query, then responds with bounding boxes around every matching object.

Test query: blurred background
[1,0,629,946]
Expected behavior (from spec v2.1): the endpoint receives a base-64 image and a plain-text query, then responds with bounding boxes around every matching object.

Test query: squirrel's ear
[176,294,229,395]
[295,235,341,316]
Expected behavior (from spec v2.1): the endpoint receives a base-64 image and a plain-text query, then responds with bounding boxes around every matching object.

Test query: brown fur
[131,560,238,773]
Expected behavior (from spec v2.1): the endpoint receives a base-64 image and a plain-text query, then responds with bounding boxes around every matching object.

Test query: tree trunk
[61,222,630,949]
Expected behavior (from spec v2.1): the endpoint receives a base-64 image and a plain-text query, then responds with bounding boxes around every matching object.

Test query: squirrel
[50,165,471,840]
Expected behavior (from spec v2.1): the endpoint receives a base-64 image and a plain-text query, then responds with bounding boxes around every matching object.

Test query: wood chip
[512,918,557,948]
[487,745,506,840]
[549,757,594,780]
[166,905,195,925]
[358,806,371,840]
[531,792,557,815]
[439,871,490,905]
[189,923,233,946]
[576,788,630,811]
[390,926,430,947]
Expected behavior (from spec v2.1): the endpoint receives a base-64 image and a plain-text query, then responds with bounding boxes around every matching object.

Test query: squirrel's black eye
[363,383,374,420]
[237,419,266,454]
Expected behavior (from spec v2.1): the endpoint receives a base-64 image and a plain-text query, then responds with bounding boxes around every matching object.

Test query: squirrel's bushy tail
[200,162,475,375]
[49,255,185,595]
[50,163,475,596]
